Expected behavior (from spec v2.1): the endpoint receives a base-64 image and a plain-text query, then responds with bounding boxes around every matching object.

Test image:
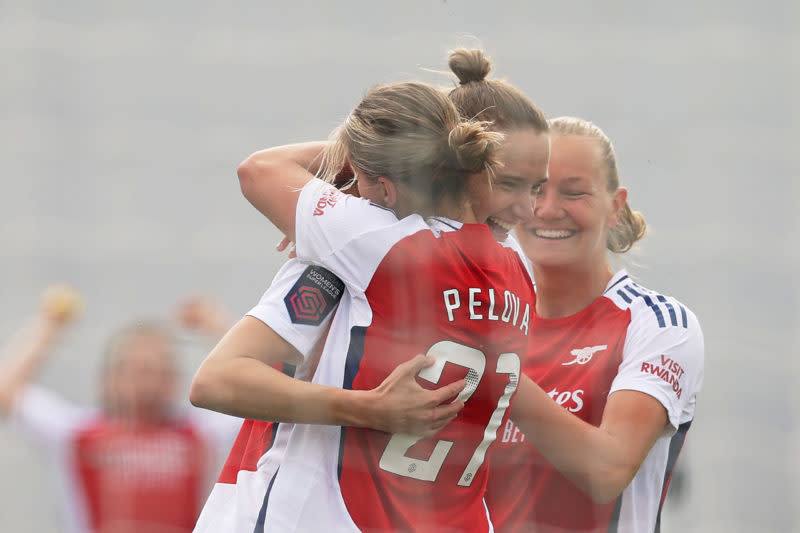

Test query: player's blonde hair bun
[447,120,504,174]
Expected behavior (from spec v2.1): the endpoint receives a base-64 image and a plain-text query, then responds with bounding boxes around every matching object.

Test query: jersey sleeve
[609,300,704,431]
[247,258,343,361]
[293,179,402,291]
[11,385,94,450]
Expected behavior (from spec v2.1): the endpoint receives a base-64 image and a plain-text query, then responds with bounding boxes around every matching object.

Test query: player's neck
[533,264,614,319]
[435,195,472,223]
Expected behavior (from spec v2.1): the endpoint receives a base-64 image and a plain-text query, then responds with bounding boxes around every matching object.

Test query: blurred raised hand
[175,295,234,342]
[40,283,85,324]
[0,283,83,416]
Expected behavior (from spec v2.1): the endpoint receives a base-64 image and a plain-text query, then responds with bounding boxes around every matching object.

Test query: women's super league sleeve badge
[284,266,345,325]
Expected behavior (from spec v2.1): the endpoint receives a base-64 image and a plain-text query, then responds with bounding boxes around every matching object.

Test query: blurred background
[1,0,796,531]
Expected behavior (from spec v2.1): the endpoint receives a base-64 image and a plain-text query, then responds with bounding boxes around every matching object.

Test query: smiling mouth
[534,229,575,239]
[487,216,514,233]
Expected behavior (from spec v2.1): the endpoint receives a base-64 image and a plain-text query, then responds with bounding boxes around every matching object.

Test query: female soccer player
[486,117,704,533]
[195,50,703,532]
[0,288,238,533]
[191,79,549,532]
[245,55,703,533]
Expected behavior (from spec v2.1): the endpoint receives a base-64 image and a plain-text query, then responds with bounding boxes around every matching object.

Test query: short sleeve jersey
[12,386,218,533]
[194,197,534,533]
[248,179,535,533]
[193,257,346,533]
[218,256,345,483]
[485,270,704,533]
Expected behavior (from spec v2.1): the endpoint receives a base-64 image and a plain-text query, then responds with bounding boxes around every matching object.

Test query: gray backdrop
[1,1,797,531]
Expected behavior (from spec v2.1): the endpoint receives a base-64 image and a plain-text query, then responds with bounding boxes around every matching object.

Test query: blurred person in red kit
[0,286,238,533]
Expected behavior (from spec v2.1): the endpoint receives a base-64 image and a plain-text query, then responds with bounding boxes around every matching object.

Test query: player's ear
[376,177,398,209]
[606,186,627,228]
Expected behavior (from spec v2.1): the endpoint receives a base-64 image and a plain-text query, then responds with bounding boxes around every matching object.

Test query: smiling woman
[446,48,550,242]
[485,116,704,533]
[470,129,551,241]
[189,76,547,533]
[521,118,645,275]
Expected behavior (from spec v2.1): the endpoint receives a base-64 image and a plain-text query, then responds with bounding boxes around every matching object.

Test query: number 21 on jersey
[379,340,520,486]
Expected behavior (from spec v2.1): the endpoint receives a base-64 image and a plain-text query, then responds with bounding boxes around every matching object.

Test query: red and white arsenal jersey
[210,257,342,501]
[193,258,340,533]
[247,179,534,533]
[194,237,362,533]
[12,386,235,533]
[195,206,533,533]
[485,270,704,533]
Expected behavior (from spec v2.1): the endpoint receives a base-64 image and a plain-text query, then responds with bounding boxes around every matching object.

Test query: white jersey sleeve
[609,296,704,431]
[10,386,96,533]
[247,258,343,360]
[11,385,94,450]
[294,179,424,292]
